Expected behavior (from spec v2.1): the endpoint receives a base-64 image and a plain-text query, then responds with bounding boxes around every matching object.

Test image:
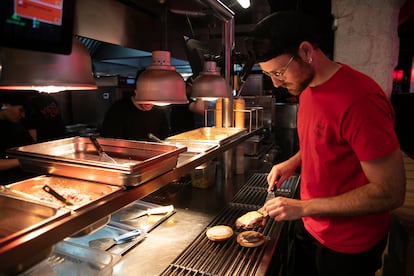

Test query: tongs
[42,185,74,206]
[89,135,117,163]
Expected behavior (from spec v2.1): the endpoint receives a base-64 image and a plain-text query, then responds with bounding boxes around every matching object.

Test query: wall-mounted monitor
[0,0,75,54]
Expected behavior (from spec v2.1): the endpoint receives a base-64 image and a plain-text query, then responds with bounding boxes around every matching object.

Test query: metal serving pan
[7,137,187,186]
[4,175,123,237]
[0,192,70,246]
[165,127,247,146]
[5,175,121,210]
[165,141,219,154]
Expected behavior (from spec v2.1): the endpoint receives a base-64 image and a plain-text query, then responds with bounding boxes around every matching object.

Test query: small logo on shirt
[314,123,325,138]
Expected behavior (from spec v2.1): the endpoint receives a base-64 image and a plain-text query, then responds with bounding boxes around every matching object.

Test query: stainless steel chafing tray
[7,137,187,186]
[165,141,218,155]
[0,192,70,246]
[165,127,247,145]
[3,175,121,238]
[5,175,121,210]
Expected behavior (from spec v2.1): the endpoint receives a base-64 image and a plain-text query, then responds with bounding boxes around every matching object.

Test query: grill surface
[161,173,300,276]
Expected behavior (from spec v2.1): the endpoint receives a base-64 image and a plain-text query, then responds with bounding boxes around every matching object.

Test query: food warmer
[7,136,187,186]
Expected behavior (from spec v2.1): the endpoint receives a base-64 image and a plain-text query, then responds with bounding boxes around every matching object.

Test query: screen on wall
[0,0,75,54]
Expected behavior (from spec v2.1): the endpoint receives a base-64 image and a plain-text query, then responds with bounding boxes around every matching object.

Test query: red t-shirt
[297,64,399,253]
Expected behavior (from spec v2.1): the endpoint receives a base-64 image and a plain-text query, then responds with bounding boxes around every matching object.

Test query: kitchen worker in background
[100,69,170,141]
[170,77,206,135]
[23,92,66,142]
[249,11,406,276]
[0,92,37,185]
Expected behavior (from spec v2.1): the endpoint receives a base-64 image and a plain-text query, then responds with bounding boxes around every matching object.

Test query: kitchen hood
[76,35,192,78]
[71,0,250,80]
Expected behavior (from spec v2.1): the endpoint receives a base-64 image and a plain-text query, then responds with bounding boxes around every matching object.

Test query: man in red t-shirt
[249,11,406,276]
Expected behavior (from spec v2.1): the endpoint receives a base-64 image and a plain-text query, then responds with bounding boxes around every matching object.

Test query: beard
[284,64,314,96]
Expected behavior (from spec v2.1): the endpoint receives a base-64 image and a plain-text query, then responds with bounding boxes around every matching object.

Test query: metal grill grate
[161,173,300,276]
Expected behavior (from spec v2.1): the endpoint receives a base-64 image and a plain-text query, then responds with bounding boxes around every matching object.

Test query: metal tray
[5,175,121,210]
[165,127,247,145]
[244,135,265,156]
[166,141,219,154]
[22,240,120,275]
[0,192,70,246]
[7,136,187,186]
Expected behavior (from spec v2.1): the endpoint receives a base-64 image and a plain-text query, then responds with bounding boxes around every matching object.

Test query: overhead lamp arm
[200,0,235,127]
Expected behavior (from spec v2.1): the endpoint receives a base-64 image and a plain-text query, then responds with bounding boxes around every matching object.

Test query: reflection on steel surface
[7,136,186,186]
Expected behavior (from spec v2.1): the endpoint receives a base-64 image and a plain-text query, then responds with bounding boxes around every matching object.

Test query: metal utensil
[257,189,275,216]
[89,135,117,163]
[42,185,74,206]
[120,205,174,221]
[88,229,141,251]
[148,133,164,143]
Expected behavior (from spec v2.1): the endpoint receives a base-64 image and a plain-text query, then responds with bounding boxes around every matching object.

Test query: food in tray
[235,211,266,230]
[9,176,116,206]
[35,185,111,205]
[237,230,265,247]
[42,185,74,205]
[206,225,234,241]
[36,185,97,205]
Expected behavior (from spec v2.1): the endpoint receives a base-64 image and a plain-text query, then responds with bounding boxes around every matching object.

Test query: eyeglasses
[262,56,294,82]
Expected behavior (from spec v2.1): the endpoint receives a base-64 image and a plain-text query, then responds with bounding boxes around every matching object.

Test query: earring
[308,57,313,64]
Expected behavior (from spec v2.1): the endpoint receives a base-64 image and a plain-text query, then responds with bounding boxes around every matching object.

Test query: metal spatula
[89,135,117,163]
[88,229,141,251]
[257,189,275,216]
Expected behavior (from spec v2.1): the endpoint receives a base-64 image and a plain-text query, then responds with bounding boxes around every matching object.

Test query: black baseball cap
[247,11,327,62]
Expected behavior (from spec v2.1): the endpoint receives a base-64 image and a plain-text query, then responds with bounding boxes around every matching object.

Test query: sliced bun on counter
[206,225,234,241]
[237,230,265,247]
[235,211,266,230]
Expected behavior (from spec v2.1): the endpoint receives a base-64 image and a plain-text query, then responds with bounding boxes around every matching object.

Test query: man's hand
[267,151,301,191]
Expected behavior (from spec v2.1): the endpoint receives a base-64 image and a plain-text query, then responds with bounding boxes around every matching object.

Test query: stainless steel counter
[109,168,298,276]
[113,208,216,275]
[111,174,265,275]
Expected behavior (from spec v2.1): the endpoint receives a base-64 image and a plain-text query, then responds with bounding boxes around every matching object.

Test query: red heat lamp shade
[134,50,187,105]
[0,38,97,93]
[191,61,229,101]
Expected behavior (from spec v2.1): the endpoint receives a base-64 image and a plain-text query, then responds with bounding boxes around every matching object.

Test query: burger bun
[206,225,234,241]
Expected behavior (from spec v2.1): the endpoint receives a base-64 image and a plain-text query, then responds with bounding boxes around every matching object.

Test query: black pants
[288,219,387,276]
